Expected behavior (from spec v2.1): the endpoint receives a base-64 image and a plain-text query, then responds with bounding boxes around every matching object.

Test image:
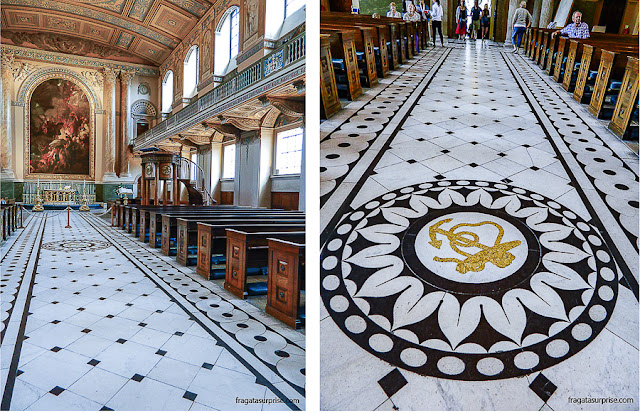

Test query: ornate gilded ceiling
[0,0,212,65]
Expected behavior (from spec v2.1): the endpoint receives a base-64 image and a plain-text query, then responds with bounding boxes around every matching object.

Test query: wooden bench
[321,34,342,119]
[265,238,305,328]
[321,28,362,100]
[321,23,378,88]
[143,206,250,247]
[173,212,304,263]
[563,37,637,93]
[608,56,639,139]
[224,229,305,299]
[589,48,639,119]
[196,222,303,279]
[157,208,290,253]
[573,43,637,103]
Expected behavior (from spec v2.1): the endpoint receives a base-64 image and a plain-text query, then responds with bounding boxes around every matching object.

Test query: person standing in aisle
[431,0,444,46]
[387,2,402,18]
[416,0,432,45]
[511,1,532,52]
[470,0,481,40]
[456,1,468,40]
[480,4,491,44]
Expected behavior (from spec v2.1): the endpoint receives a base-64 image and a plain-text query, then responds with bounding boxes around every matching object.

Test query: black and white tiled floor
[1,210,304,410]
[320,43,639,410]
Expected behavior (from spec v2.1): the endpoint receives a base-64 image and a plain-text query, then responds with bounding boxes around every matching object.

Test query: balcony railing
[135,30,305,148]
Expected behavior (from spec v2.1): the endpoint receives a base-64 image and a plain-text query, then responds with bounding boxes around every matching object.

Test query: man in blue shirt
[551,11,590,38]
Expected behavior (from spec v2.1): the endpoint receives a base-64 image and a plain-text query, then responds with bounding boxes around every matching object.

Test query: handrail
[177,156,215,205]
[135,28,305,147]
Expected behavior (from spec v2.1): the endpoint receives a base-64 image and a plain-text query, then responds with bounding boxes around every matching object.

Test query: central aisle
[320,44,639,411]
[1,210,304,411]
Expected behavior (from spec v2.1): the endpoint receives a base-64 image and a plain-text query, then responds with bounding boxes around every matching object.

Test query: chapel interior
[0,0,306,410]
[320,0,638,410]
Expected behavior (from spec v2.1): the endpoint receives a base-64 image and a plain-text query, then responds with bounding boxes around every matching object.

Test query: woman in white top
[387,2,402,18]
[511,1,532,52]
[431,0,444,46]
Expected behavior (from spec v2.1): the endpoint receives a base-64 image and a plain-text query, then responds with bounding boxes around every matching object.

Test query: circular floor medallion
[42,240,112,252]
[321,180,617,380]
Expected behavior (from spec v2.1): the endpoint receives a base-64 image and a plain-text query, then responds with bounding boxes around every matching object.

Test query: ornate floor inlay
[41,240,112,252]
[320,43,638,411]
[322,181,617,381]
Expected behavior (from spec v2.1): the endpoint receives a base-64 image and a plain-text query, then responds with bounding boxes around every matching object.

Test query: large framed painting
[26,77,94,179]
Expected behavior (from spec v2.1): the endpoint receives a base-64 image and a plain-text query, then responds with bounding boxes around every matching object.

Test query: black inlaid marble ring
[321,181,618,380]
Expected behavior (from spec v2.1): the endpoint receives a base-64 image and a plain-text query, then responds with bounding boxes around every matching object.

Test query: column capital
[102,68,119,85]
[120,69,135,85]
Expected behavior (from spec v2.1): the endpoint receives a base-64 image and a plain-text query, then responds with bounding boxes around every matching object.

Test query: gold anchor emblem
[428,219,522,274]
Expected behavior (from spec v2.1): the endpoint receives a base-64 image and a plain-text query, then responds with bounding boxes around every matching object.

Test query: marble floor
[320,42,639,410]
[1,209,304,411]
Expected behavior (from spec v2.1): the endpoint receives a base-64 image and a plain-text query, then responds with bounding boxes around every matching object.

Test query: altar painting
[29,79,91,176]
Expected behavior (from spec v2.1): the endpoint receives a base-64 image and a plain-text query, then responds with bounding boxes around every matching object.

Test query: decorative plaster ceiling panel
[72,0,127,14]
[81,22,115,42]
[4,10,39,27]
[2,0,179,47]
[0,0,212,65]
[43,14,80,33]
[132,38,169,62]
[149,4,196,38]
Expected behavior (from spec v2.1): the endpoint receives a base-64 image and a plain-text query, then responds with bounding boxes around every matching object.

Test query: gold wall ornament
[428,219,522,274]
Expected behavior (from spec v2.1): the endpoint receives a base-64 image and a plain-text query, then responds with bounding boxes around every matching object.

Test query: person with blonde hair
[511,1,532,52]
[387,2,402,17]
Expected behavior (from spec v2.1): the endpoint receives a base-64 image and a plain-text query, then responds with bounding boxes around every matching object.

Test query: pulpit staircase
[177,156,215,205]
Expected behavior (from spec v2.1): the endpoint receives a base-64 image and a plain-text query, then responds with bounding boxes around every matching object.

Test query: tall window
[162,71,173,113]
[275,127,303,175]
[214,7,240,75]
[190,153,198,179]
[285,0,304,17]
[222,144,236,179]
[183,45,199,99]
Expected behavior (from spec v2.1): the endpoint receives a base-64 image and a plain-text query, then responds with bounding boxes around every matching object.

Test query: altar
[43,188,76,204]
[22,181,96,205]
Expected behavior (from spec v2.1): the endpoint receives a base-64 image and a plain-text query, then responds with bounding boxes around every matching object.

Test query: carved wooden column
[120,69,135,178]
[102,68,119,181]
[1,52,14,178]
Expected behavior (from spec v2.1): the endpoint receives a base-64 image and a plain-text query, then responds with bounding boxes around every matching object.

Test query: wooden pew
[173,212,304,262]
[608,56,639,139]
[589,48,639,118]
[224,229,305,299]
[158,209,291,253]
[321,23,378,88]
[321,11,399,70]
[144,206,251,247]
[321,28,362,100]
[129,205,241,242]
[321,34,342,120]
[265,238,305,328]
[574,43,637,103]
[198,223,304,279]
[563,37,637,93]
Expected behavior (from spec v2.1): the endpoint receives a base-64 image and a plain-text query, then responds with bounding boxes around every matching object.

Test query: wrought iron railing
[136,30,305,147]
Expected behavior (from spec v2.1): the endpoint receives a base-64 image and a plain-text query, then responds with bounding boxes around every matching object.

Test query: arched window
[285,0,304,17]
[265,0,305,40]
[162,71,173,113]
[183,45,199,99]
[214,7,240,76]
